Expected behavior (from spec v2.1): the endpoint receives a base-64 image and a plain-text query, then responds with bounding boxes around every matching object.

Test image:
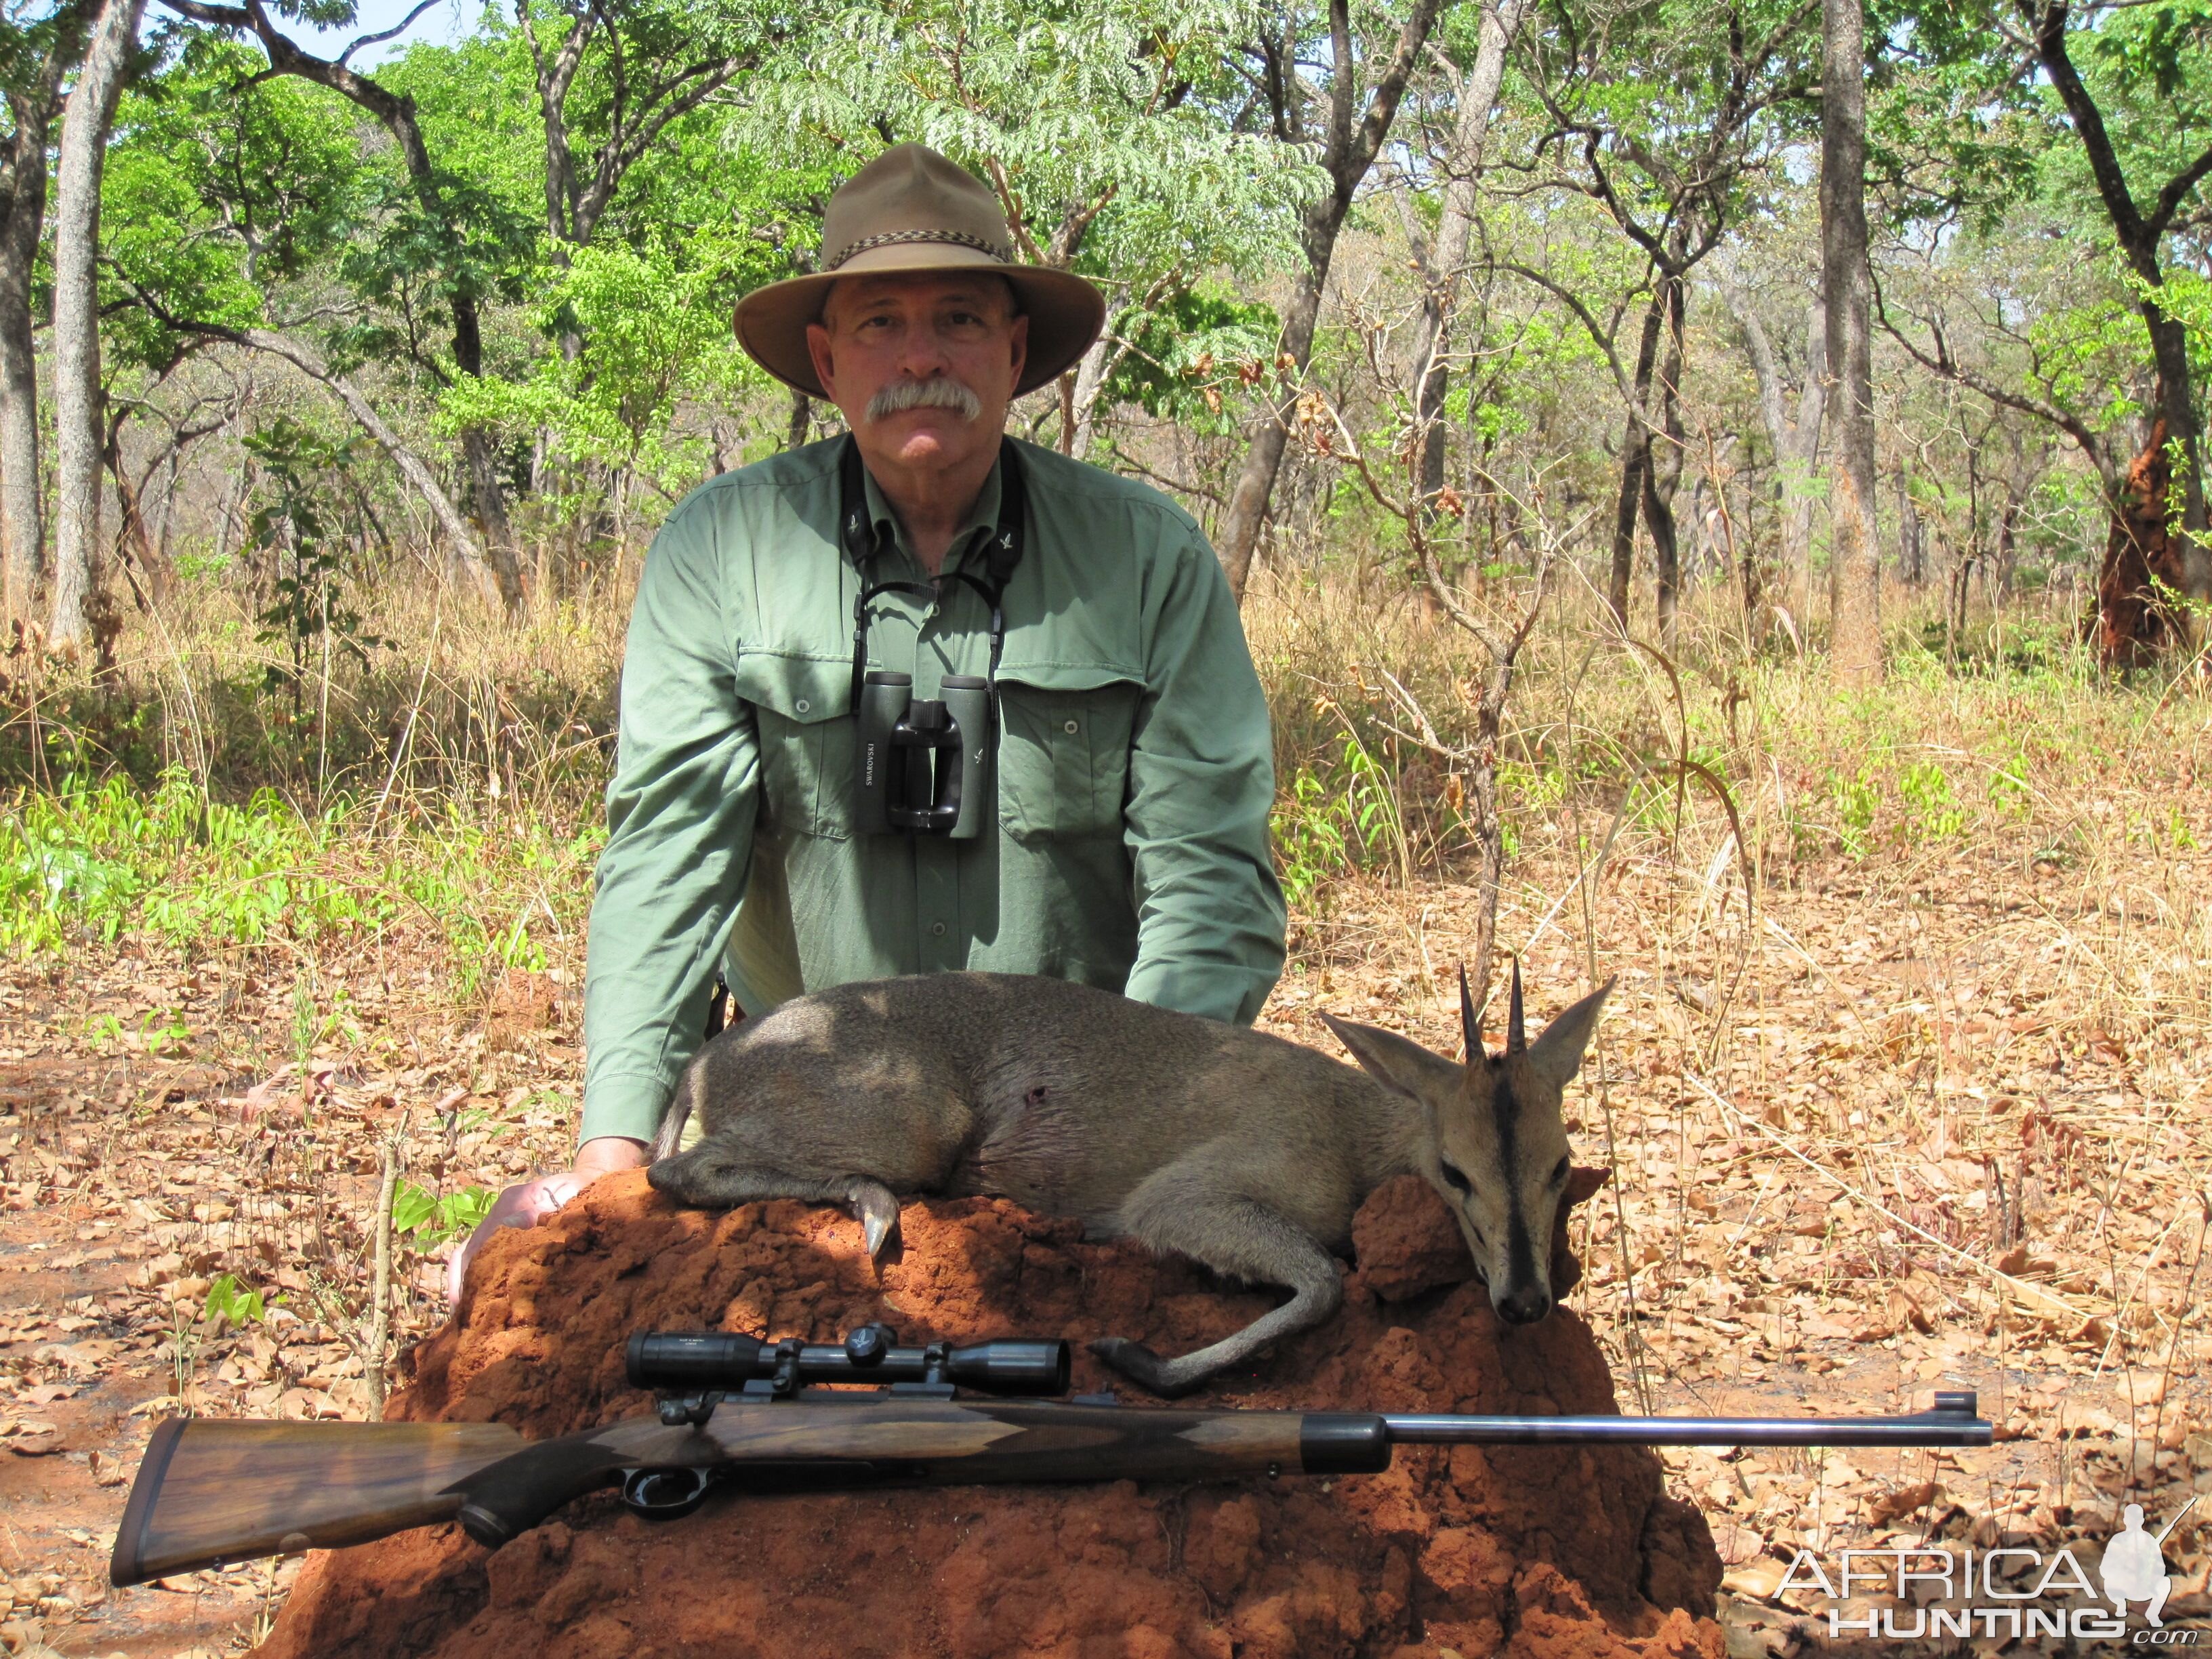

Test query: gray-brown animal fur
[648,966,1612,1396]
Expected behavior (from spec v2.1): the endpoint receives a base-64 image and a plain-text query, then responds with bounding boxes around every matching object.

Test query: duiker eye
[1551,1156,1570,1185]
[1439,1160,1473,1195]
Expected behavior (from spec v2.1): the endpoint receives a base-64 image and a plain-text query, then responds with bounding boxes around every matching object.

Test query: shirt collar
[858,451,1004,573]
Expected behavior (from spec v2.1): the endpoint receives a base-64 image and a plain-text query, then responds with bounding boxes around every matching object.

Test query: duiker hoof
[847,1179,901,1261]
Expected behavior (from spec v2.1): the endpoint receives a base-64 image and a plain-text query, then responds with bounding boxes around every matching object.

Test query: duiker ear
[1319,1013,1460,1106]
[1549,1166,1612,1294]
[1563,1164,1611,1208]
[1525,977,1615,1092]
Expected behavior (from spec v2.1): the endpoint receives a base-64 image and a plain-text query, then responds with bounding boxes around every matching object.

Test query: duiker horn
[1459,964,1479,1061]
[1507,958,1526,1054]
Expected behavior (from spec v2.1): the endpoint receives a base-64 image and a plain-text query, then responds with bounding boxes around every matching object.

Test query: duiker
[649,965,1611,1395]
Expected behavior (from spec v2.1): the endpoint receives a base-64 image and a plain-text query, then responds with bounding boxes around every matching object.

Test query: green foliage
[102,32,364,366]
[391,1180,495,1248]
[2067,0,2212,215]
[203,1272,270,1328]
[1098,283,1279,434]
[2024,284,2148,436]
[1269,730,1409,905]
[1830,766,1881,859]
[0,770,598,980]
[1273,767,1352,910]
[1867,8,2049,230]
[1899,760,1967,840]
[436,234,771,503]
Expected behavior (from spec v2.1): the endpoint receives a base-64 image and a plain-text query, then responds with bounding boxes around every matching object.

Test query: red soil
[254,1171,1723,1659]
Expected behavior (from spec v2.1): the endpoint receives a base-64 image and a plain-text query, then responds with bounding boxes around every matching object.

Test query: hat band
[824,227,1015,271]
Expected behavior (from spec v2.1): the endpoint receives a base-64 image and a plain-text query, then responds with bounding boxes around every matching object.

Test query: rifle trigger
[622,1466,716,1521]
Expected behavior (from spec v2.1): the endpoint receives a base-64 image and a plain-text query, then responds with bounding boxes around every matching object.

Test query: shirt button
[930,921,947,937]
[795,698,811,714]
[1062,719,1079,735]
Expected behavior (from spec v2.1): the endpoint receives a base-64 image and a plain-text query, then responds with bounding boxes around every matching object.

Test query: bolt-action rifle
[110,1326,1992,1588]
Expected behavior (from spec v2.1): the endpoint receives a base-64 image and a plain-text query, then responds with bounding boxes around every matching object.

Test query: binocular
[856,671,990,838]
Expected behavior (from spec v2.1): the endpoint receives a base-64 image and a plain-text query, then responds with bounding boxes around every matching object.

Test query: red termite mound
[254,1171,1723,1659]
[2097,416,2188,670]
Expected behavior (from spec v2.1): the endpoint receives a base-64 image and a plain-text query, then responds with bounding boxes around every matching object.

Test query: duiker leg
[1093,1168,1343,1397]
[647,1148,903,1258]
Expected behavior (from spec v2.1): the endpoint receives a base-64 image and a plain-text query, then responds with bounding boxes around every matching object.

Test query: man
[451,144,1286,1294]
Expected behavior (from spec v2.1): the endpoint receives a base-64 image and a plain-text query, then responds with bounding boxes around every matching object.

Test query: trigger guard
[621,1465,716,1521]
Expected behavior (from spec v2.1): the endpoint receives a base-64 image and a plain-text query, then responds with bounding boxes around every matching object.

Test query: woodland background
[0,0,2211,1654]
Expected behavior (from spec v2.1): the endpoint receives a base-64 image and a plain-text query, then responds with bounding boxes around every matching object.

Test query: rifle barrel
[1383,1392,1990,1450]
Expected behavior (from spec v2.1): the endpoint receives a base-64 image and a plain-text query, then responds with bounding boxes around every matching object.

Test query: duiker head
[1322,964,1612,1328]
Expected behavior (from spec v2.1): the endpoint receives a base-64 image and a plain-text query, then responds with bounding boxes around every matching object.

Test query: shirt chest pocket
[733,655,856,842]
[996,666,1145,842]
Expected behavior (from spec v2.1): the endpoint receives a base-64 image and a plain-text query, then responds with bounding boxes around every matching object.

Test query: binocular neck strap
[841,434,1028,710]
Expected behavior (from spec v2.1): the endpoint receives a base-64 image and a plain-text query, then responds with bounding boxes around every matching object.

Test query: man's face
[805,272,1028,479]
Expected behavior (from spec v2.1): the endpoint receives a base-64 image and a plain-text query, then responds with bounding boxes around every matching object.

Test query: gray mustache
[867,377,983,423]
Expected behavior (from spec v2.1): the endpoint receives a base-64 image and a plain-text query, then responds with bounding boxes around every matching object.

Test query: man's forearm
[1121,531,1288,1025]
[579,496,759,1149]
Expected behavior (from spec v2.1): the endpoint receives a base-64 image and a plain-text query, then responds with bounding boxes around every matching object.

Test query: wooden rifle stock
[111,1399,1343,1584]
[110,1418,523,1587]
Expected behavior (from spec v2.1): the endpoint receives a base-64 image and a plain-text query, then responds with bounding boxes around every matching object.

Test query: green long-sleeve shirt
[579,434,1288,1147]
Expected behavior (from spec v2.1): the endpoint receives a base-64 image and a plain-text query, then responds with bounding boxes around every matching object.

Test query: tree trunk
[1217,224,1332,594]
[451,312,525,610]
[1607,429,1645,630]
[1607,293,1665,628]
[2145,308,2209,595]
[1736,476,1763,633]
[0,9,81,624]
[1408,0,1529,516]
[1779,303,1826,624]
[47,0,145,651]
[0,200,44,623]
[1727,291,1826,635]
[1214,0,1447,598]
[1643,271,1687,640]
[1896,474,1922,583]
[1067,333,1120,463]
[104,409,172,605]
[0,78,59,621]
[1821,0,1880,684]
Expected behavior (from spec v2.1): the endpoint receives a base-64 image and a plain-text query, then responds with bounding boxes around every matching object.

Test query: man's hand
[447,1136,648,1303]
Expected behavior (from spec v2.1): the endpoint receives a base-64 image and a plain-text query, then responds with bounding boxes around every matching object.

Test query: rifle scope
[627,1327,1071,1396]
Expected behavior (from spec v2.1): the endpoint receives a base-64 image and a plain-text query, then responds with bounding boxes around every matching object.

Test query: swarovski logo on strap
[825,228,1014,270]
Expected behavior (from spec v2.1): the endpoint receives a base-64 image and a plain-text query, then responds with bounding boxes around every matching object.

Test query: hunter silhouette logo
[2103,1498,2196,1629]
[1776,1496,2205,1643]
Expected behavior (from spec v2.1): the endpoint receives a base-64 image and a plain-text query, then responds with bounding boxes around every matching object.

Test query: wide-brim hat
[734,144,1107,401]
